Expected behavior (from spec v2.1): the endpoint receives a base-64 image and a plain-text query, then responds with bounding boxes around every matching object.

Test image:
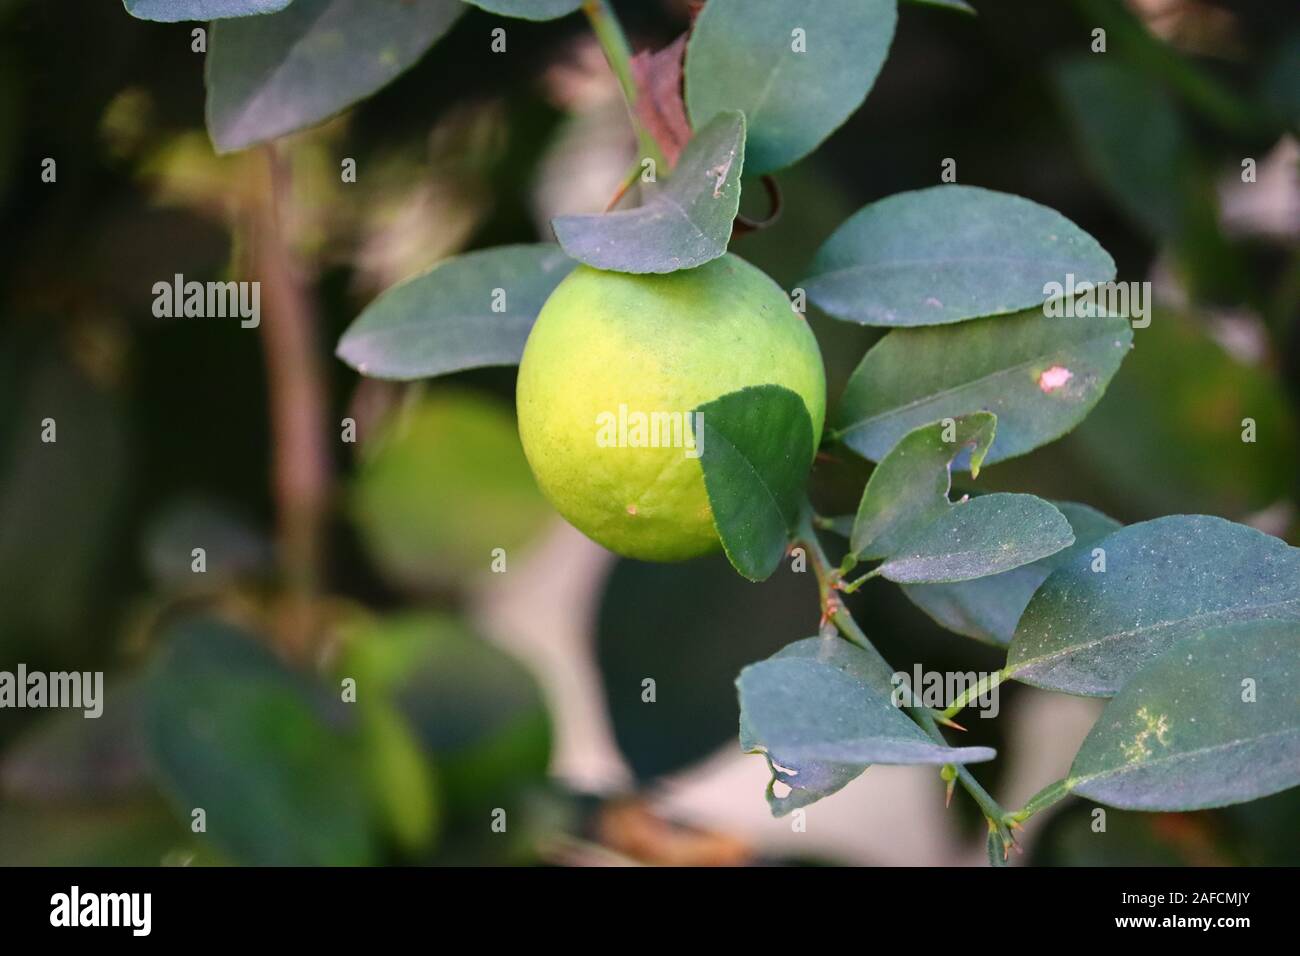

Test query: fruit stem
[581,0,669,173]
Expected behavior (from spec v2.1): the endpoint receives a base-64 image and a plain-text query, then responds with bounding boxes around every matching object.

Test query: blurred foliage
[0,0,1297,866]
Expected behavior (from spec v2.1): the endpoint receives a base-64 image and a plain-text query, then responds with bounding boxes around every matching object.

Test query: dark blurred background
[0,0,1296,866]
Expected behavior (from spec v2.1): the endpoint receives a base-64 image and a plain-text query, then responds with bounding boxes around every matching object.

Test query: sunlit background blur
[0,0,1297,866]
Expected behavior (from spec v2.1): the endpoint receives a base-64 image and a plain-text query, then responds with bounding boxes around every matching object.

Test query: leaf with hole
[552,110,745,274]
[206,0,463,153]
[802,186,1115,327]
[685,0,896,174]
[694,385,814,582]
[1007,515,1300,696]
[739,636,995,816]
[832,306,1133,464]
[1064,621,1300,810]
[336,244,575,380]
[851,412,996,559]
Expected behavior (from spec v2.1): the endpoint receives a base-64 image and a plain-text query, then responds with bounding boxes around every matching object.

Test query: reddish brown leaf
[630,33,692,168]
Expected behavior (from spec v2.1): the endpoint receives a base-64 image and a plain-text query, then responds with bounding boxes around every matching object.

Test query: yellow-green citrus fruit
[516,254,826,561]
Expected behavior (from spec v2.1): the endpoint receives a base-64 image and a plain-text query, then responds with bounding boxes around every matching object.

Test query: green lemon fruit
[516,254,826,561]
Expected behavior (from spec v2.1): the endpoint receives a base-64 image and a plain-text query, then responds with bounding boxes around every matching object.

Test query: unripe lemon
[516,254,826,561]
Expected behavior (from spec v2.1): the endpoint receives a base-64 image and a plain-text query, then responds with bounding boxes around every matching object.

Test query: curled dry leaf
[630,33,693,167]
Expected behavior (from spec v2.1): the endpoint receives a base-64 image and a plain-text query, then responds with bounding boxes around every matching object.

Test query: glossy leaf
[144,617,376,865]
[739,636,995,815]
[694,385,814,582]
[552,110,745,274]
[125,0,292,20]
[802,185,1115,327]
[875,492,1073,584]
[206,0,464,153]
[831,306,1133,464]
[1008,515,1300,696]
[1066,622,1300,810]
[685,0,896,174]
[336,244,575,380]
[902,502,1121,646]
[462,0,582,20]
[851,412,996,559]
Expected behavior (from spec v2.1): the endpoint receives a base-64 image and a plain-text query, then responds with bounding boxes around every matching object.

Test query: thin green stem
[1008,777,1071,824]
[940,667,1010,721]
[794,506,1017,847]
[581,0,668,171]
[839,565,882,594]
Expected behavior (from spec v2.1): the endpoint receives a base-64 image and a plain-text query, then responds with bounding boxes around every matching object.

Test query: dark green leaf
[1055,58,1188,238]
[739,636,995,815]
[144,617,376,865]
[336,244,575,380]
[875,493,1073,584]
[831,307,1133,464]
[685,0,896,174]
[463,0,582,19]
[206,0,464,153]
[851,412,996,558]
[552,110,745,274]
[1008,515,1300,696]
[1066,621,1300,810]
[803,185,1115,327]
[596,553,817,781]
[694,385,814,582]
[902,502,1121,646]
[125,0,292,20]
[1069,309,1300,518]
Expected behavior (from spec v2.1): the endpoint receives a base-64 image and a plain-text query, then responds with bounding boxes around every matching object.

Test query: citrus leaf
[462,0,582,20]
[552,110,745,274]
[902,502,1121,646]
[206,0,464,153]
[831,306,1133,464]
[143,617,376,865]
[1008,515,1300,696]
[336,244,575,380]
[684,0,896,174]
[802,185,1116,327]
[875,492,1073,584]
[739,636,995,816]
[851,412,996,559]
[125,0,293,20]
[1065,621,1300,810]
[694,384,814,582]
